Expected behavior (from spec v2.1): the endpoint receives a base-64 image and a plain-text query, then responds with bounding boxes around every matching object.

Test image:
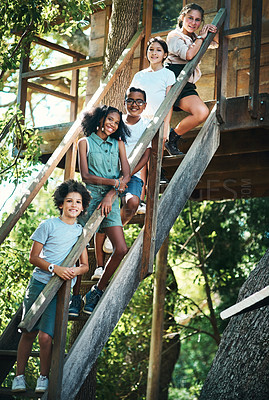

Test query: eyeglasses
[125,98,146,106]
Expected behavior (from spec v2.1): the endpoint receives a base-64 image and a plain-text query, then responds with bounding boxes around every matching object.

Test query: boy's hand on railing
[54,265,76,280]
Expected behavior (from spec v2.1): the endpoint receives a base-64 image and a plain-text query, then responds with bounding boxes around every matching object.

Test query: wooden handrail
[19,8,227,333]
[0,28,145,245]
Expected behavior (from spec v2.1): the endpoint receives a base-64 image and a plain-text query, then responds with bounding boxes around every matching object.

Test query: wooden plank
[248,0,263,118]
[70,57,79,120]
[27,82,75,101]
[139,0,154,70]
[22,57,103,79]
[0,119,82,245]
[220,285,269,320]
[0,307,22,384]
[33,37,86,59]
[224,25,252,39]
[140,124,164,280]
[17,48,30,117]
[57,109,220,400]
[47,281,72,400]
[146,236,169,400]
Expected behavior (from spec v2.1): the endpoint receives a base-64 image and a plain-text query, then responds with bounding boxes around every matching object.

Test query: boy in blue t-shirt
[11,179,91,394]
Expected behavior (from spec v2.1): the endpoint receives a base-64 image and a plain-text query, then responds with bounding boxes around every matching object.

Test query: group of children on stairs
[12,3,218,394]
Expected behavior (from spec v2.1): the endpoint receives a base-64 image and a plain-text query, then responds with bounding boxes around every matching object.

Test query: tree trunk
[199,249,269,400]
[102,0,141,110]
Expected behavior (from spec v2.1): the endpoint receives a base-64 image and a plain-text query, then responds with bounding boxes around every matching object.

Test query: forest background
[1,0,269,399]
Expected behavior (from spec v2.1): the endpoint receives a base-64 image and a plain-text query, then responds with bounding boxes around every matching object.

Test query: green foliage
[0,106,43,192]
[0,0,104,79]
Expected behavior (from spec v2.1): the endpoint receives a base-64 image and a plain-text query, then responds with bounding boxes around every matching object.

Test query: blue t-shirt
[30,217,82,286]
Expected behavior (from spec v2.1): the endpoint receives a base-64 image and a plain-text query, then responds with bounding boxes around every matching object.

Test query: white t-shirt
[123,115,151,179]
[130,67,176,119]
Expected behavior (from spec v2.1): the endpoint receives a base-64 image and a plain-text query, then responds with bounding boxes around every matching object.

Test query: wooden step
[0,387,41,398]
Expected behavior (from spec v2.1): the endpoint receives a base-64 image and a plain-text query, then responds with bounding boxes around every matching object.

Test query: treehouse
[0,0,269,399]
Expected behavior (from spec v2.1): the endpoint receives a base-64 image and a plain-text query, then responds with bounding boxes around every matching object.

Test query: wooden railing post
[140,123,164,280]
[248,0,262,118]
[139,0,153,70]
[216,0,230,124]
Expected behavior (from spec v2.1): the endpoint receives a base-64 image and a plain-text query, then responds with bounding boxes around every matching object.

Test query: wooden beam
[27,82,75,102]
[248,0,262,118]
[70,57,79,120]
[0,119,82,245]
[0,307,22,384]
[220,285,269,320]
[216,0,230,124]
[223,25,252,39]
[32,37,86,59]
[22,57,103,79]
[146,236,169,400]
[17,46,30,117]
[140,124,164,280]
[191,183,269,201]
[139,0,154,70]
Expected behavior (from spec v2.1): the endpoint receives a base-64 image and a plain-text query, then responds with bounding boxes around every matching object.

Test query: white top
[166,27,218,84]
[130,67,176,119]
[122,115,151,179]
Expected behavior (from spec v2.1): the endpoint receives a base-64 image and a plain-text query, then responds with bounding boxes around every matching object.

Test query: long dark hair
[81,105,130,143]
[178,3,204,28]
[146,36,168,63]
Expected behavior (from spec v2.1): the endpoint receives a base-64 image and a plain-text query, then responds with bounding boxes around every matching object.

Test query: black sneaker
[68,294,82,317]
[83,285,103,315]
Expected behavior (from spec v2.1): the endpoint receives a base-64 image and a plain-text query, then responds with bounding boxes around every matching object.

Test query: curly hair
[81,105,130,143]
[53,179,91,215]
[178,3,204,28]
[146,36,168,63]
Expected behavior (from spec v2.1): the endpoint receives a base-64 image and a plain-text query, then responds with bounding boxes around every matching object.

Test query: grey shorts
[22,277,57,338]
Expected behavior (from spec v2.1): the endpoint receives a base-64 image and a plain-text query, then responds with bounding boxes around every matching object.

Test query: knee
[39,332,52,348]
[196,105,209,123]
[125,197,140,214]
[114,244,128,259]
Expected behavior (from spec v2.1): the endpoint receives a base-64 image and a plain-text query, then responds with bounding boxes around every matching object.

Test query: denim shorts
[79,185,122,233]
[120,175,144,200]
[22,277,57,338]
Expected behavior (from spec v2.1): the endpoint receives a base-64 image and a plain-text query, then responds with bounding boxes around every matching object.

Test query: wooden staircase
[1,1,268,398]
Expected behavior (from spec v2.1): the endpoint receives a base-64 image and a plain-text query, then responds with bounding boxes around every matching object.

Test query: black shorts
[165,64,199,111]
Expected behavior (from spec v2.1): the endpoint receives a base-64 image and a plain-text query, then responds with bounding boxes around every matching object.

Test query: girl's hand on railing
[118,177,128,193]
[199,24,218,40]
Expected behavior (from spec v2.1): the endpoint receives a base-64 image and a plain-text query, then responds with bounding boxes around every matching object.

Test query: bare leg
[38,331,53,377]
[174,95,209,136]
[94,232,106,267]
[96,226,128,291]
[16,331,38,375]
[121,194,140,226]
[140,165,147,202]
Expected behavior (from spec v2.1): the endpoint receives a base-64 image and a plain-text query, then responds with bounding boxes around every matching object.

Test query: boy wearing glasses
[121,86,151,224]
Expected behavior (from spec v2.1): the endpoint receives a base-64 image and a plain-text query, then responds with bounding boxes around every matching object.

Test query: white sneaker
[103,237,113,253]
[91,266,104,280]
[12,375,26,392]
[136,201,146,214]
[35,375,49,393]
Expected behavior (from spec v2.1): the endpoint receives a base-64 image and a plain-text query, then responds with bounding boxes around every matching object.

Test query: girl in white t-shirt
[165,3,218,155]
[131,36,176,184]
